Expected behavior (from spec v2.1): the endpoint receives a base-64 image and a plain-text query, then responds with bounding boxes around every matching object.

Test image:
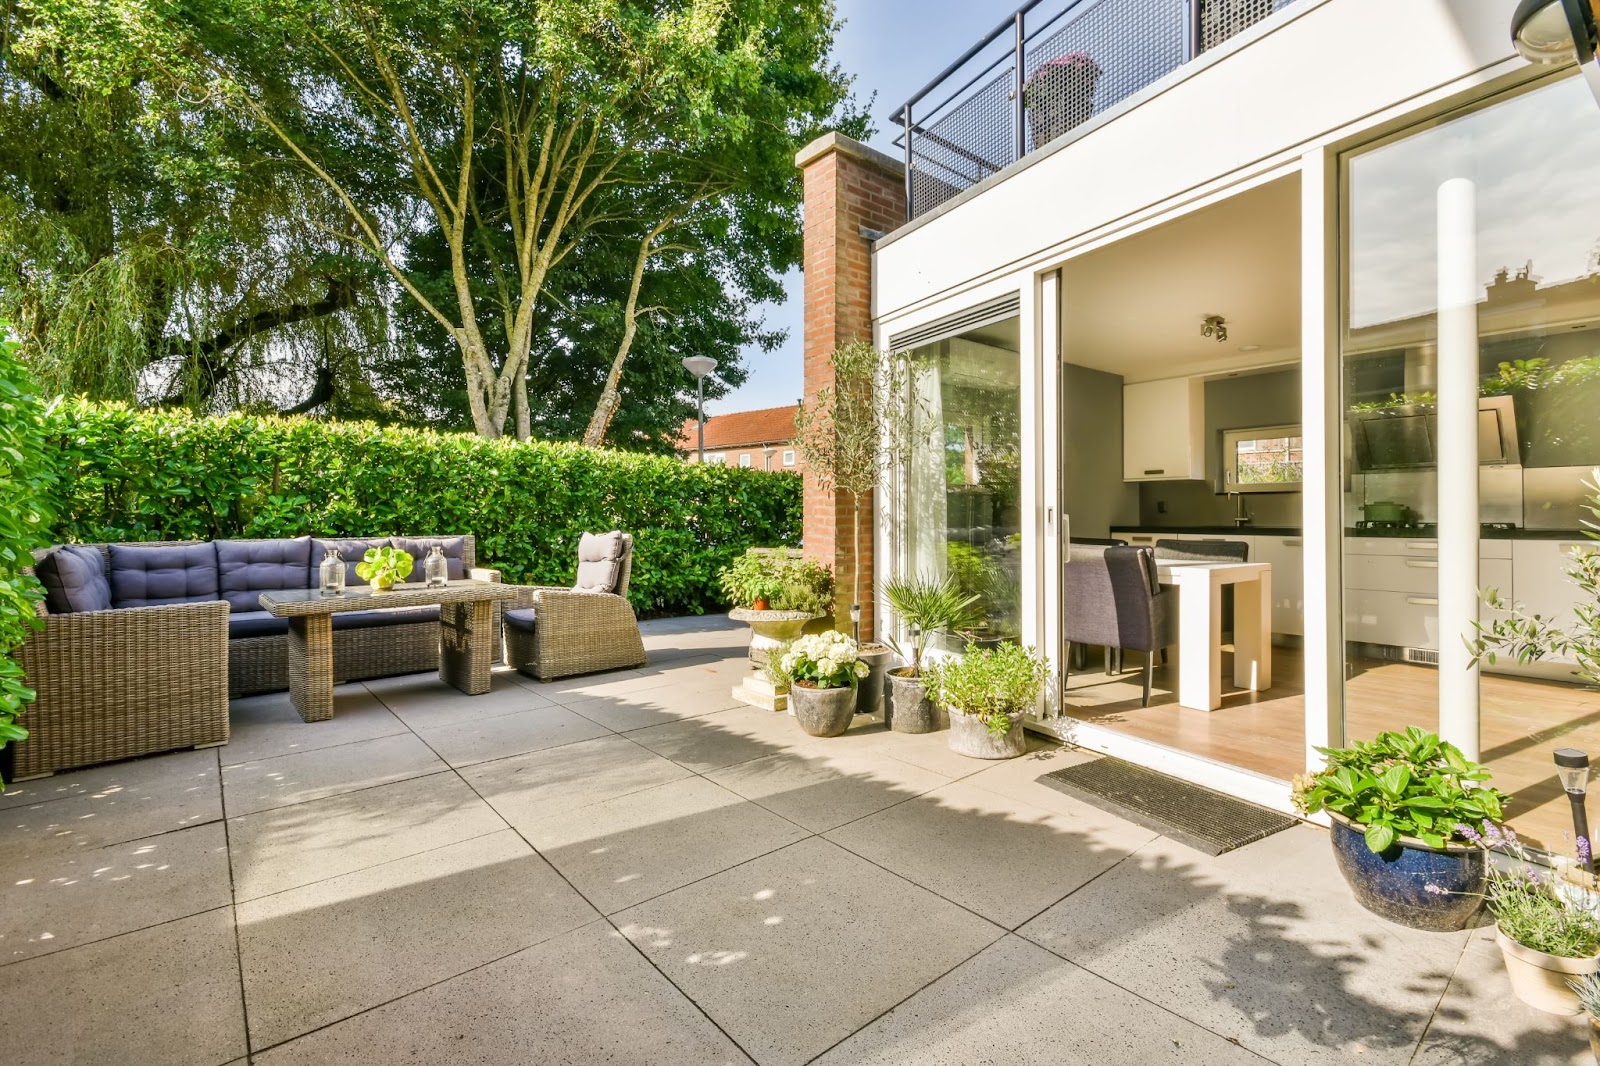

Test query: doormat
[1037,757,1298,856]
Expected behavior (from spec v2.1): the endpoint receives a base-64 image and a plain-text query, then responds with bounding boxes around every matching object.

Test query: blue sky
[709,0,1010,414]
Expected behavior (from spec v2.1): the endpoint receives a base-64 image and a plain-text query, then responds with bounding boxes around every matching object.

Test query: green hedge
[46,401,801,617]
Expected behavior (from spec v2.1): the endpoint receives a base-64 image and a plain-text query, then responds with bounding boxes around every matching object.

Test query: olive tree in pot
[1293,727,1508,932]
[925,642,1046,760]
[794,343,918,715]
[776,632,869,738]
[882,573,981,733]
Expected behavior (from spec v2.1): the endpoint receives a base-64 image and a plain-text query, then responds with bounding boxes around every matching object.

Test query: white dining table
[1155,560,1273,712]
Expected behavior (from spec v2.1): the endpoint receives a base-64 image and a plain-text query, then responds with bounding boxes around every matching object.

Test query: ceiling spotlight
[1201,315,1228,343]
[1512,0,1600,109]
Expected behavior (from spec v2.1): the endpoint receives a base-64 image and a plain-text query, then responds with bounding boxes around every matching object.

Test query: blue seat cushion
[108,542,220,608]
[503,607,536,632]
[331,605,441,631]
[216,537,313,613]
[228,611,289,640]
[310,538,392,587]
[36,544,113,614]
[392,536,468,583]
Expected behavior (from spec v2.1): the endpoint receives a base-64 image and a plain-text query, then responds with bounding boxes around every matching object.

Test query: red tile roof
[678,404,799,452]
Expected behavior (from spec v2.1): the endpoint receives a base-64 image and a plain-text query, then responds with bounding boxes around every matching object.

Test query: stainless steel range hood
[1347,395,1520,472]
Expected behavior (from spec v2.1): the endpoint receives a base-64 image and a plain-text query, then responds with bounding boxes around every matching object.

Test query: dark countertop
[1111,525,1301,537]
[1112,524,1592,541]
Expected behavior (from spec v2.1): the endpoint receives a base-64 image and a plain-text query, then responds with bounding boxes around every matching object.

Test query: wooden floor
[1060,645,1600,853]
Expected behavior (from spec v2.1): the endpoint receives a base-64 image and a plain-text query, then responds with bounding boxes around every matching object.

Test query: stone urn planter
[790,683,857,738]
[948,708,1027,760]
[1327,813,1487,932]
[884,670,942,734]
[729,608,821,666]
[1494,926,1600,1015]
[856,645,892,716]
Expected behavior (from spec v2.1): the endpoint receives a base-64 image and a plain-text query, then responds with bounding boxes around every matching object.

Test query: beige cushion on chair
[574,531,627,594]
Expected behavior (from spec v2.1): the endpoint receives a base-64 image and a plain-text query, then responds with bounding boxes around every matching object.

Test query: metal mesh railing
[895,0,1300,220]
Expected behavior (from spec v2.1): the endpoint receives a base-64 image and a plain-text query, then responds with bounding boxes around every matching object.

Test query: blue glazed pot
[1328,813,1487,932]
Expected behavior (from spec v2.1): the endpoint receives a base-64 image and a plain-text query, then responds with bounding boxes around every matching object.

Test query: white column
[1436,177,1481,760]
[1038,271,1063,717]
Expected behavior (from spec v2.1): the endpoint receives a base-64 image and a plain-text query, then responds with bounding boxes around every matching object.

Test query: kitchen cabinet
[1342,537,1512,652]
[1510,539,1597,666]
[1123,378,1204,482]
[1254,536,1305,637]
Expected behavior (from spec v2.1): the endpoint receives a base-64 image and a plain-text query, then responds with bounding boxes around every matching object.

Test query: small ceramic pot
[884,670,942,733]
[752,597,770,612]
[1326,813,1486,932]
[370,577,395,592]
[790,683,857,738]
[948,707,1026,759]
[1494,926,1600,1016]
[856,645,892,716]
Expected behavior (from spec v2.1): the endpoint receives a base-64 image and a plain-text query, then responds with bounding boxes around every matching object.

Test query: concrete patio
[0,614,1591,1065]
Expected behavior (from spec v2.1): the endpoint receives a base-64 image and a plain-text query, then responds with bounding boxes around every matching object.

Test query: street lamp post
[1512,0,1600,108]
[682,356,718,464]
[1556,748,1594,873]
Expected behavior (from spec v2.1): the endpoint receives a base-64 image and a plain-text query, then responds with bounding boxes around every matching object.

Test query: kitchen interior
[1053,170,1600,848]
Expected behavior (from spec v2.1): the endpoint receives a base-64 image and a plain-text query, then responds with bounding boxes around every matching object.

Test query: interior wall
[1139,366,1304,526]
[1063,362,1140,537]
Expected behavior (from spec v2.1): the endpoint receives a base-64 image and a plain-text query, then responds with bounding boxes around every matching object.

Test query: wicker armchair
[504,534,646,681]
[17,546,231,780]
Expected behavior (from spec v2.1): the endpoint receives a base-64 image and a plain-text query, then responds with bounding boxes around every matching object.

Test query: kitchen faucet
[1229,491,1252,528]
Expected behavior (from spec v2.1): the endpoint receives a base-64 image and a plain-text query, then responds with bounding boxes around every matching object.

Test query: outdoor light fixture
[1512,0,1600,108]
[682,356,718,464]
[849,602,862,644]
[1201,315,1228,343]
[1555,747,1593,873]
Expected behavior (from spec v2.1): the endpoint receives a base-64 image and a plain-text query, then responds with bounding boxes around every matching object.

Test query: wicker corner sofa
[17,534,497,779]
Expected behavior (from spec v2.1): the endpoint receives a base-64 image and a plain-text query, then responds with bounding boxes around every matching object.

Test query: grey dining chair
[1063,544,1178,706]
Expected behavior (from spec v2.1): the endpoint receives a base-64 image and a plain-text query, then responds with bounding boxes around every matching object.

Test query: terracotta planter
[884,670,942,734]
[752,597,770,612]
[1494,926,1600,1016]
[729,608,821,666]
[948,707,1026,760]
[790,683,857,738]
[856,645,892,716]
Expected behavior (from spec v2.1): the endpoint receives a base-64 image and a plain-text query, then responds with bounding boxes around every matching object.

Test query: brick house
[677,404,802,472]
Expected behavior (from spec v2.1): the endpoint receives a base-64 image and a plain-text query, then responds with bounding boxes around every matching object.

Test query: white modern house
[801,0,1600,848]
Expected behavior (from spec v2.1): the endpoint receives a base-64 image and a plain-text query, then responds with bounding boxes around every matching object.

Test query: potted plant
[1568,971,1600,1058]
[778,631,869,738]
[720,548,834,665]
[882,572,982,733]
[1023,53,1100,148]
[355,546,414,592]
[1463,821,1600,1015]
[924,641,1045,760]
[1292,727,1508,931]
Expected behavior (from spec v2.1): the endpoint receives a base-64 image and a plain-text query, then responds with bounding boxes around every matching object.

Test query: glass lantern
[319,549,345,594]
[424,545,450,588]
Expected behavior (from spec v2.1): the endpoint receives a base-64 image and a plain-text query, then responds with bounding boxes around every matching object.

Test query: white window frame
[739,453,752,468]
[782,449,796,467]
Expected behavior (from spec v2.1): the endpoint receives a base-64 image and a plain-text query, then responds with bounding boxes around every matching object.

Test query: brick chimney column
[795,132,906,641]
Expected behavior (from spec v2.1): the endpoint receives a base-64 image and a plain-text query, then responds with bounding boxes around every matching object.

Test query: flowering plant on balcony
[1022,52,1100,106]
[780,631,869,690]
[1023,52,1101,148]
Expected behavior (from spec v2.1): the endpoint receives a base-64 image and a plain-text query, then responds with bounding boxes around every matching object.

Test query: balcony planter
[1327,812,1486,932]
[856,644,892,715]
[948,707,1026,759]
[1024,53,1100,149]
[790,682,857,738]
[884,670,942,733]
[1494,926,1600,1016]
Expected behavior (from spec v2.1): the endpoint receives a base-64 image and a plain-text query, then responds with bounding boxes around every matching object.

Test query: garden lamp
[1512,0,1600,108]
[849,602,861,644]
[682,356,718,464]
[1555,747,1593,873]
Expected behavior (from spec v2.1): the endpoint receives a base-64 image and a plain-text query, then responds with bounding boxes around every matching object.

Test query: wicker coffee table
[260,581,522,722]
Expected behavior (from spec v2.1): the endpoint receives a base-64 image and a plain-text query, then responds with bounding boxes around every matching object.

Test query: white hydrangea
[784,630,864,687]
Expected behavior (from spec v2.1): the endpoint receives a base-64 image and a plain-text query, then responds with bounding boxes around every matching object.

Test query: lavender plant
[1457,821,1600,959]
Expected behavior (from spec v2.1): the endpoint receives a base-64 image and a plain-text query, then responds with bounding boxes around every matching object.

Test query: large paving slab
[564,680,743,732]
[364,670,558,730]
[0,745,220,811]
[460,733,693,828]
[812,933,1273,1066]
[0,907,246,1066]
[707,744,952,833]
[224,687,407,765]
[238,829,598,1048]
[517,775,809,913]
[825,778,1158,929]
[228,771,506,901]
[628,705,883,774]
[409,702,613,767]
[614,836,1004,1066]
[221,732,448,817]
[0,821,230,964]
[253,920,754,1066]
[1019,824,1472,1064]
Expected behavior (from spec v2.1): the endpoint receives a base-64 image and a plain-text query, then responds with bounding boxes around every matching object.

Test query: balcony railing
[891,0,1299,221]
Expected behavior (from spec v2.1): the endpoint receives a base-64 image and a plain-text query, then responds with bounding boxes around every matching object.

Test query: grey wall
[1139,367,1304,527]
[1063,363,1140,537]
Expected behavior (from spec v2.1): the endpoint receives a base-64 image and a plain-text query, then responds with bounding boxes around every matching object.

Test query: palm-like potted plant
[924,641,1045,759]
[882,573,982,733]
[777,631,869,738]
[1292,727,1507,931]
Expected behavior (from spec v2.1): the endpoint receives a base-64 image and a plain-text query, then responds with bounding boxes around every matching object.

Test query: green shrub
[716,547,833,614]
[0,328,56,774]
[44,401,800,617]
[925,641,1046,737]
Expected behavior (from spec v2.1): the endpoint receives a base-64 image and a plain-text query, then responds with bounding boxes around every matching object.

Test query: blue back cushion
[392,536,468,583]
[108,542,220,609]
[310,538,391,587]
[36,544,113,613]
[216,537,313,613]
